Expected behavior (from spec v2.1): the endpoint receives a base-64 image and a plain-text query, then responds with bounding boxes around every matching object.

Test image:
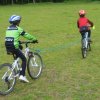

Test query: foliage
[0,0,100,5]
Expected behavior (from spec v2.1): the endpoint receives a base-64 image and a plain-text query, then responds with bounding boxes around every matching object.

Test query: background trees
[0,0,100,5]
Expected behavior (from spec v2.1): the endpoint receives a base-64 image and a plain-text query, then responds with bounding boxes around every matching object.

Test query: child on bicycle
[5,15,38,83]
[77,10,94,42]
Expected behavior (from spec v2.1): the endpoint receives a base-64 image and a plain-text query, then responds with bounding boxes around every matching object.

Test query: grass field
[0,1,100,100]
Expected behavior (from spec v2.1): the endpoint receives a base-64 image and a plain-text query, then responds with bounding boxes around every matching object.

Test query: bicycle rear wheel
[81,47,87,58]
[27,52,43,79]
[0,63,16,95]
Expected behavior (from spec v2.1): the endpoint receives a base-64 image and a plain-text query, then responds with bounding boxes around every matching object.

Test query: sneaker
[19,75,29,83]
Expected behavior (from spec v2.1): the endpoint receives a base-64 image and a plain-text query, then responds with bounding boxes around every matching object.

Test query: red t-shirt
[77,17,93,29]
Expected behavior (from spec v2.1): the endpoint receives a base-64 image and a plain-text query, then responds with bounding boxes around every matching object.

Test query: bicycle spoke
[30,57,38,67]
[0,63,16,95]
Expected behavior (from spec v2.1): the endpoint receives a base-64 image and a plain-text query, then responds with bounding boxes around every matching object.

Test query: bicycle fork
[31,56,38,67]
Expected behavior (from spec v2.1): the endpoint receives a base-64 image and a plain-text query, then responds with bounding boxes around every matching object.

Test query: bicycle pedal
[14,74,19,78]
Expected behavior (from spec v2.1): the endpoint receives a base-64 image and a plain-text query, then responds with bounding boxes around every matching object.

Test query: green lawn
[0,1,100,100]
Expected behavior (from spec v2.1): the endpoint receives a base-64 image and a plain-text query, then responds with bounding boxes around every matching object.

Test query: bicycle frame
[12,58,20,77]
[2,46,31,81]
[12,47,31,76]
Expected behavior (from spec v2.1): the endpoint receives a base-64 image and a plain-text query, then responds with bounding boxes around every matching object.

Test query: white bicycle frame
[12,47,30,76]
[2,47,30,80]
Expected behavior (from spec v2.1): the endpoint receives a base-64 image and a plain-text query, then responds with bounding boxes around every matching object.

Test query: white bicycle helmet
[9,15,21,24]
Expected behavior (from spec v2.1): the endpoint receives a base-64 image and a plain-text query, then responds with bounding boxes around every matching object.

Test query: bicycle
[81,32,91,58]
[0,41,43,95]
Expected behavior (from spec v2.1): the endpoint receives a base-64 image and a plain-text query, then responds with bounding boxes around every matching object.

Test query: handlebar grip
[32,40,38,43]
[19,41,38,44]
[92,26,95,30]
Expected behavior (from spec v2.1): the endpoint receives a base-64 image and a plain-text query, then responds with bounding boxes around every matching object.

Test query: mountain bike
[0,41,43,95]
[81,32,91,58]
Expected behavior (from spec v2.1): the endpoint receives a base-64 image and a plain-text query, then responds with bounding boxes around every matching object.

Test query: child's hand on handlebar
[32,40,38,43]
[92,26,95,30]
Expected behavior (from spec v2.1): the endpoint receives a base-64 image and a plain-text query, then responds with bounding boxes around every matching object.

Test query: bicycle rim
[27,52,43,79]
[0,63,16,95]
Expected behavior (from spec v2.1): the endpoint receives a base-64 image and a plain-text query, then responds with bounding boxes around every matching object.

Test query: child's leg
[81,32,85,39]
[13,49,27,76]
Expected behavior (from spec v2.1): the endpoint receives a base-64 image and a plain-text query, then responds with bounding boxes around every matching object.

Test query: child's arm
[18,27,37,41]
[88,19,94,27]
[77,20,79,28]
[23,32,37,41]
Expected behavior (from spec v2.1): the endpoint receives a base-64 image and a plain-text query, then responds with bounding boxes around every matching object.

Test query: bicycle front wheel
[0,63,16,95]
[27,52,43,79]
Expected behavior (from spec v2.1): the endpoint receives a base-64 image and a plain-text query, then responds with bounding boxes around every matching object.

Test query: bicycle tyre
[27,52,43,79]
[0,63,16,95]
[81,48,87,58]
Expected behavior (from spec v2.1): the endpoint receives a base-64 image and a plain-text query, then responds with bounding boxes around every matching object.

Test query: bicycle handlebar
[19,41,38,44]
[19,41,38,47]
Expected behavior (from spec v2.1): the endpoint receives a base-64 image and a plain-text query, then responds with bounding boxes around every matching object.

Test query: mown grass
[0,1,100,100]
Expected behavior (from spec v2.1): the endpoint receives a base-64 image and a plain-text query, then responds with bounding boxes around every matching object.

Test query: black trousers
[13,49,27,76]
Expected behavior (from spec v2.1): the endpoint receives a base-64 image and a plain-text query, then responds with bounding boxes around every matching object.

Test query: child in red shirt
[77,10,94,42]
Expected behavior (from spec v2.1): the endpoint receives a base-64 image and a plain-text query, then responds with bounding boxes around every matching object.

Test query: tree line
[0,0,64,4]
[0,0,99,5]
